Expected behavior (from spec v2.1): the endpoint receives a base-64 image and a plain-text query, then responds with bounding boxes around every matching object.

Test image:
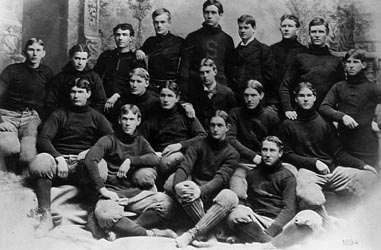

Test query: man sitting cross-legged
[30,78,113,237]
[84,104,177,240]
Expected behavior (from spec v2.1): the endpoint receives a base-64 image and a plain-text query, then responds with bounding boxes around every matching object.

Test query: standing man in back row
[136,8,184,96]
[178,0,234,99]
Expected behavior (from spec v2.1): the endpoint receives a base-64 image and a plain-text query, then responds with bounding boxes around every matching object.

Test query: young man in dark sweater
[84,104,177,240]
[30,78,113,237]
[231,15,277,109]
[178,0,234,99]
[320,49,381,168]
[0,38,54,173]
[279,17,345,120]
[45,44,107,116]
[227,136,322,247]
[280,82,377,222]
[93,23,146,122]
[135,8,184,96]
[166,110,239,248]
[191,58,237,129]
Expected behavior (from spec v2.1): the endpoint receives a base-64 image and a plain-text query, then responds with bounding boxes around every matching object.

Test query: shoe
[35,209,53,238]
[106,231,117,241]
[175,230,196,248]
[148,228,178,238]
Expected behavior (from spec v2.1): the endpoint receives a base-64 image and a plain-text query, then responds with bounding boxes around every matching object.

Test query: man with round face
[320,49,381,167]
[0,38,54,173]
[136,8,184,95]
[178,0,234,99]
[270,14,306,106]
[279,17,345,120]
[280,82,378,224]
[231,15,277,109]
[30,78,113,237]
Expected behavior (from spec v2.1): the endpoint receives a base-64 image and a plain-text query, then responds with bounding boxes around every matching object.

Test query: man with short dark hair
[0,38,54,173]
[178,0,234,99]
[279,17,345,120]
[136,8,184,96]
[30,78,113,237]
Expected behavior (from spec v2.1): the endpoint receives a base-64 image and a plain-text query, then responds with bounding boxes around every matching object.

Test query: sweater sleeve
[37,110,64,157]
[279,57,300,112]
[129,137,160,168]
[179,117,207,149]
[0,65,11,103]
[264,174,297,237]
[89,72,107,114]
[84,136,112,190]
[224,36,235,86]
[199,148,239,198]
[95,112,113,136]
[319,84,346,121]
[173,142,199,187]
[44,76,61,117]
[178,35,194,98]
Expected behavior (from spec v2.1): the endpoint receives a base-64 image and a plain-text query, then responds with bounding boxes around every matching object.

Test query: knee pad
[214,189,239,208]
[97,160,108,183]
[0,132,20,156]
[29,153,56,179]
[294,210,323,234]
[132,168,157,189]
[94,200,124,229]
[159,152,184,173]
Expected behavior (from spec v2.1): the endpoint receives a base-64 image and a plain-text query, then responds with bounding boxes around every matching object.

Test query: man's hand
[253,155,262,165]
[285,111,297,120]
[77,149,89,161]
[117,158,131,178]
[231,205,256,224]
[342,114,358,129]
[363,165,378,175]
[135,49,146,60]
[174,181,201,203]
[371,121,380,133]
[316,160,330,175]
[0,122,17,132]
[56,156,69,178]
[99,187,120,201]
[162,143,182,157]
[104,94,120,112]
[181,103,196,118]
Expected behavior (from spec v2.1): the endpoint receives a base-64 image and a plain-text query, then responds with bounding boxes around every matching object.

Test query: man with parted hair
[178,0,234,99]
[136,8,184,96]
[279,17,345,120]
[0,38,54,174]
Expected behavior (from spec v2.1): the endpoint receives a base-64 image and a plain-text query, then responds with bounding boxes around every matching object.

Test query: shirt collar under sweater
[347,71,369,85]
[307,44,331,56]
[258,159,283,174]
[296,107,318,121]
[115,127,137,144]
[206,134,229,150]
[201,22,223,34]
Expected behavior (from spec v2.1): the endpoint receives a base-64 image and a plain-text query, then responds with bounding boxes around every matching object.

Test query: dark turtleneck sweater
[93,48,146,98]
[45,63,107,116]
[0,62,54,119]
[139,104,207,152]
[280,108,365,172]
[320,71,381,165]
[228,105,280,163]
[123,91,160,121]
[245,160,296,237]
[84,128,159,196]
[178,23,234,97]
[173,135,239,201]
[270,38,307,85]
[37,105,113,157]
[279,45,345,112]
[140,32,184,81]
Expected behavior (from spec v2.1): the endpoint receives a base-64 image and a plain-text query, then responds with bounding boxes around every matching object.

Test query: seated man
[0,38,54,173]
[280,82,378,221]
[30,78,113,237]
[84,104,177,240]
[227,136,322,248]
[166,110,239,248]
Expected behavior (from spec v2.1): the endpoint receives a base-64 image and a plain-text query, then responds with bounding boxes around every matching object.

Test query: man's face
[114,28,132,49]
[153,14,170,36]
[238,22,255,42]
[200,65,217,87]
[261,140,282,166]
[25,43,46,67]
[119,111,141,136]
[280,19,299,39]
[160,88,179,110]
[71,51,88,71]
[244,87,263,109]
[345,56,366,76]
[209,116,229,141]
[295,87,316,110]
[129,74,148,96]
[203,5,221,27]
[70,86,91,107]
[309,25,328,47]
